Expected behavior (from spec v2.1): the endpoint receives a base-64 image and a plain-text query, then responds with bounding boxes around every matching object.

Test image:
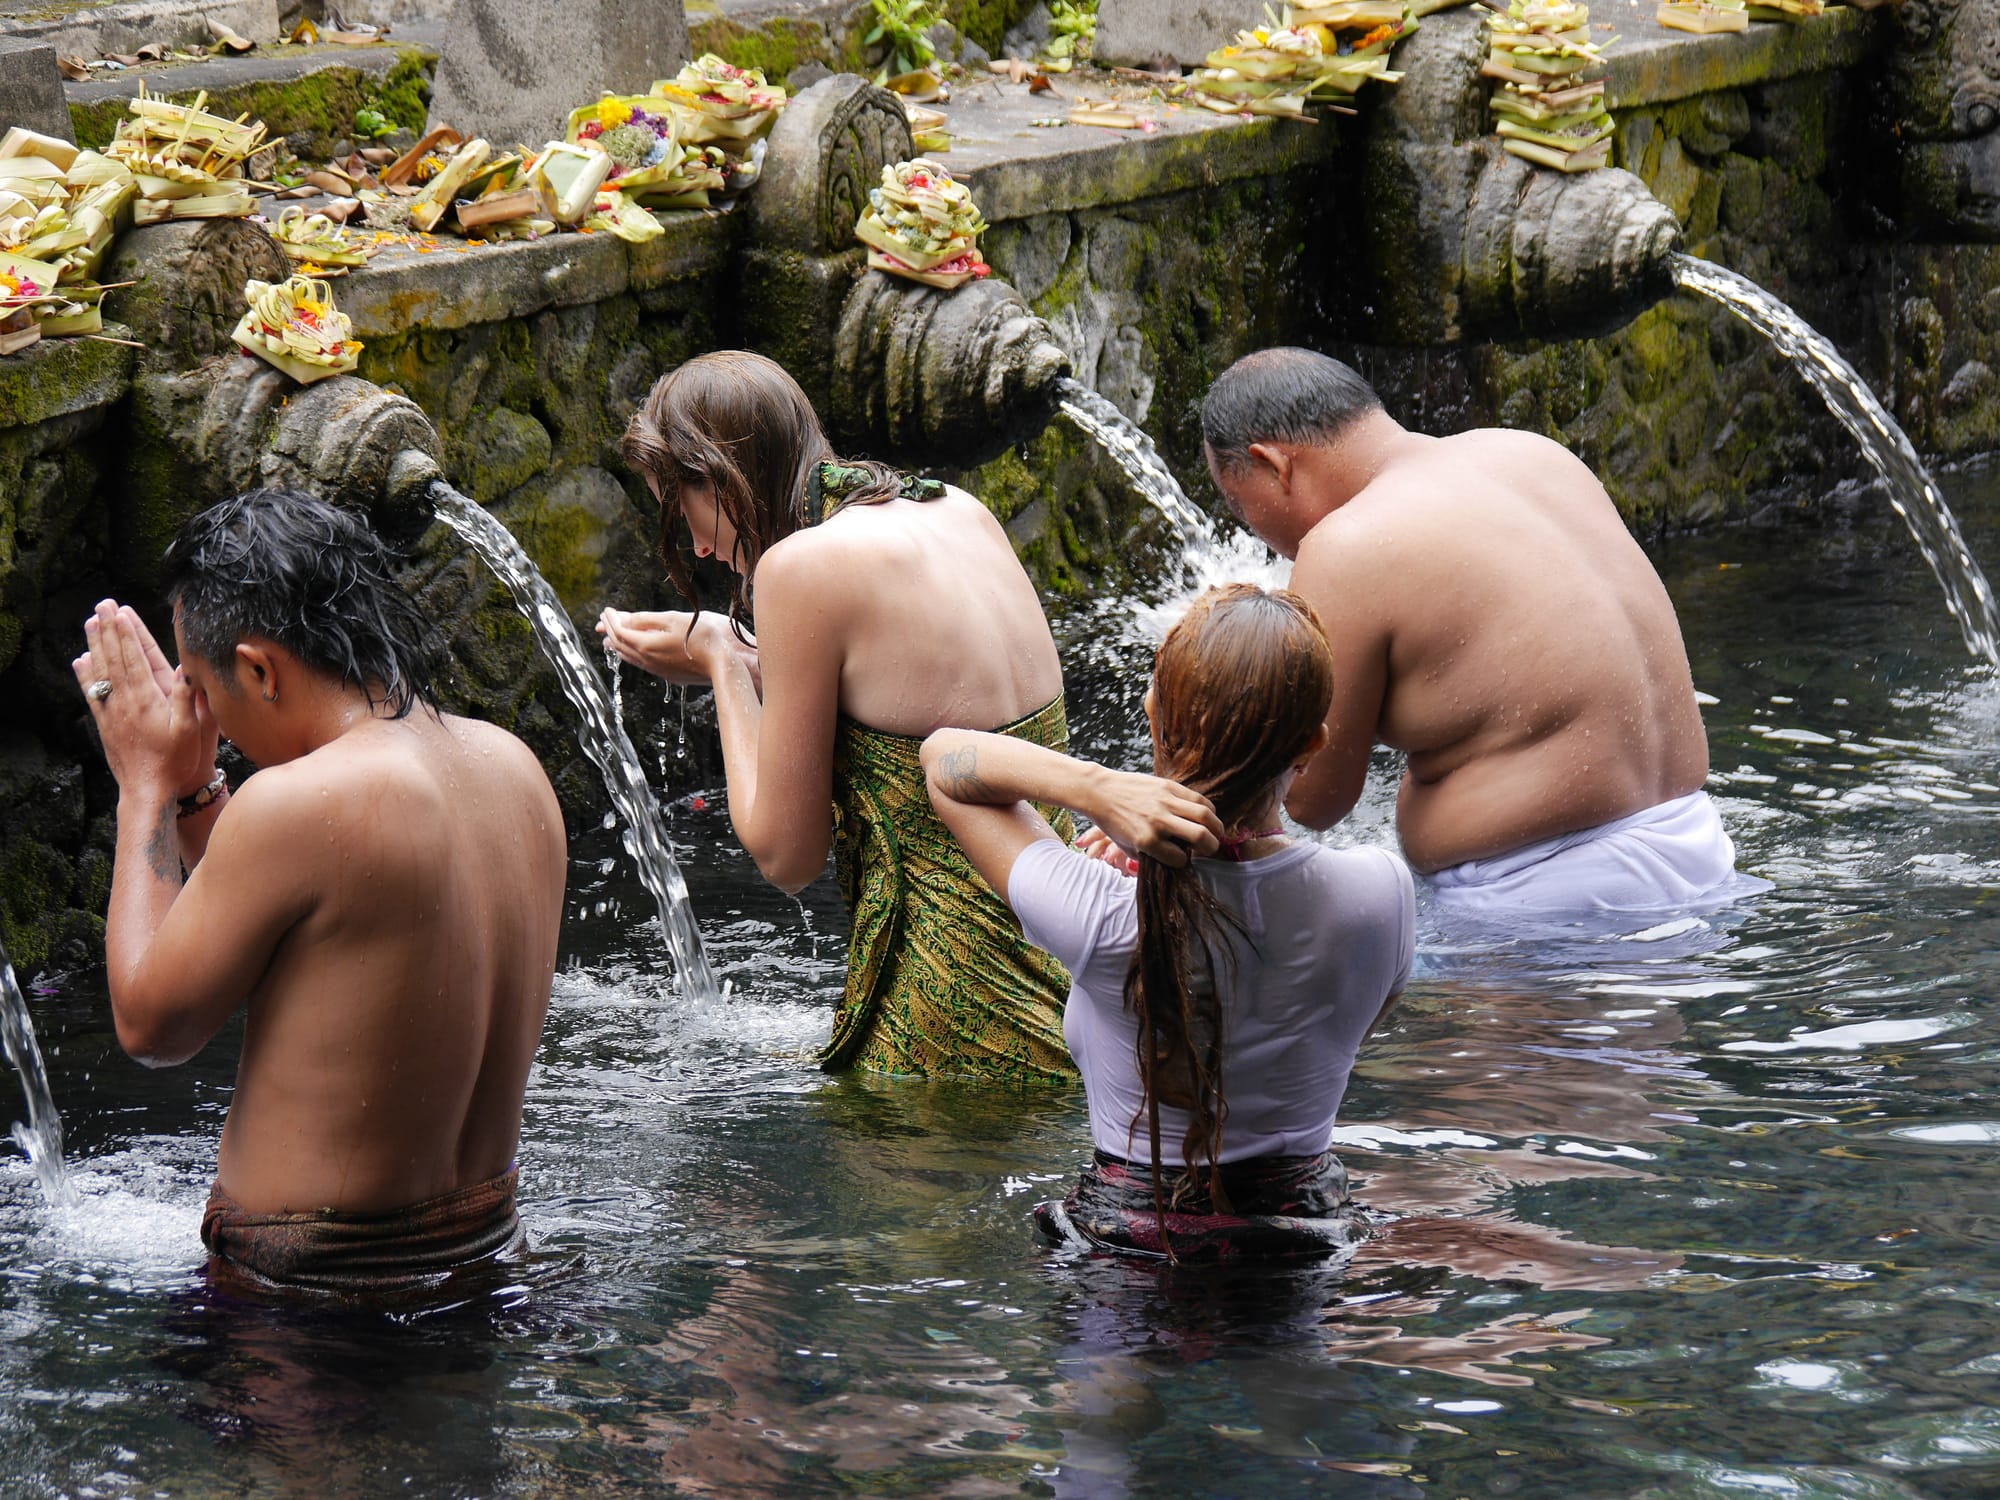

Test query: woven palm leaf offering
[1743,0,1821,19]
[566,95,729,211]
[0,255,57,354]
[1656,0,1747,32]
[230,275,361,383]
[650,55,787,147]
[1482,0,1615,173]
[104,85,265,224]
[271,205,371,270]
[1189,13,1409,119]
[854,158,991,290]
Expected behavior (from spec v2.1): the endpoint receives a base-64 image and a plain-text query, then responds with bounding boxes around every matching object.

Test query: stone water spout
[102,220,442,571]
[743,72,1071,468]
[1358,6,1682,345]
[832,271,1071,469]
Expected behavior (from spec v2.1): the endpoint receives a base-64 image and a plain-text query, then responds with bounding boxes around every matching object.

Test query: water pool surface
[8,466,2000,1498]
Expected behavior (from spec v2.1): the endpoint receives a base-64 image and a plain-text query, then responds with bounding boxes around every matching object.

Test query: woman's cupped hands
[597,608,758,689]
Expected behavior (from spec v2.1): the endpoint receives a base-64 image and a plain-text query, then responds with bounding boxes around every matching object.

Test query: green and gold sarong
[821,696,1079,1082]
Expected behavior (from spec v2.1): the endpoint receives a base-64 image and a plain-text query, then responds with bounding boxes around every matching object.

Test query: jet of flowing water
[430,482,719,1004]
[1673,255,2000,665]
[0,937,75,1206]
[1056,378,1218,548]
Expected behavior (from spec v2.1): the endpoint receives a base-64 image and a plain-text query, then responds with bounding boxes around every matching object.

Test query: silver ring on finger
[86,678,113,703]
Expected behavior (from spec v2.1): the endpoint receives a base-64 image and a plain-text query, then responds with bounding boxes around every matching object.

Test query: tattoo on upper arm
[935,745,1002,804]
[144,806,181,885]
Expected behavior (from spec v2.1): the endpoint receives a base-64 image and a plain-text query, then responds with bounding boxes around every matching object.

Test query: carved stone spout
[1462,157,1682,341]
[1357,5,1682,344]
[101,219,441,579]
[1881,0,2000,240]
[831,271,1072,470]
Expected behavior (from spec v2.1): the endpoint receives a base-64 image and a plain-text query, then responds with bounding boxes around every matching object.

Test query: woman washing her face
[923,585,1416,1259]
[600,352,1193,1082]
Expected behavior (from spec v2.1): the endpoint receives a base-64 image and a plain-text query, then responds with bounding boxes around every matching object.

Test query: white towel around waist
[1423,791,1754,913]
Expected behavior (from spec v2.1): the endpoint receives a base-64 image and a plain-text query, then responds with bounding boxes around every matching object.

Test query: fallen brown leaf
[288,19,320,44]
[1027,73,1056,94]
[135,43,168,60]
[988,57,1038,85]
[302,170,354,194]
[56,54,90,81]
[321,29,381,44]
[209,18,254,51]
[102,52,144,66]
[382,125,464,186]
[358,147,396,166]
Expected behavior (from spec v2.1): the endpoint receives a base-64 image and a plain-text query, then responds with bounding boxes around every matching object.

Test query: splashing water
[1673,255,2000,665]
[1056,378,1218,548]
[1055,377,1290,642]
[1,937,74,1206]
[431,482,718,1003]
[605,639,624,730]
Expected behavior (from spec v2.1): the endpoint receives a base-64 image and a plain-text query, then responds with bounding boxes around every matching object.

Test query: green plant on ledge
[867,0,940,81]
[1042,0,1098,70]
[353,106,396,140]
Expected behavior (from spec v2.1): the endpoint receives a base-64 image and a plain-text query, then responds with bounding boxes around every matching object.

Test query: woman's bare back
[810,488,1064,736]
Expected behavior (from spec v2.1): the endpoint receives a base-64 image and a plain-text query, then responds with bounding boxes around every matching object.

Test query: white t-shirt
[1008,838,1415,1166]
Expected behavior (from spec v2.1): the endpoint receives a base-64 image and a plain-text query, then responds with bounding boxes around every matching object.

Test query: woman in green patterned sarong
[596,351,1075,1081]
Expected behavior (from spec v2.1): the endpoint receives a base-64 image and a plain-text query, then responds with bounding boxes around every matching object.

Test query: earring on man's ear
[264,689,276,703]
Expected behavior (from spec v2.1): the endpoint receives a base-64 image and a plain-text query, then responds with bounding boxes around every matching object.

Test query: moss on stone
[686,16,848,85]
[70,46,436,154]
[951,0,1041,55]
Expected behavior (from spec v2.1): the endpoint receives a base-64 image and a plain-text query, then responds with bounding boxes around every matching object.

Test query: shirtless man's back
[1205,348,1743,911]
[75,488,565,1291]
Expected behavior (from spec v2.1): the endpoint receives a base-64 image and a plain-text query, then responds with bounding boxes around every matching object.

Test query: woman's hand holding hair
[1081,769,1222,870]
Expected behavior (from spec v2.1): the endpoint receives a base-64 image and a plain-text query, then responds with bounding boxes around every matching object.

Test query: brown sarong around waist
[200,1165,524,1295]
[1034,1149,1366,1263]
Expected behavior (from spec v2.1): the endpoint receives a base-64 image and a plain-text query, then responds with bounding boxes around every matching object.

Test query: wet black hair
[1201,348,1385,474]
[164,488,442,718]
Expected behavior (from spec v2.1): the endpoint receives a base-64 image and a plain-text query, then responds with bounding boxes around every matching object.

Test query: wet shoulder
[1294,843,1416,929]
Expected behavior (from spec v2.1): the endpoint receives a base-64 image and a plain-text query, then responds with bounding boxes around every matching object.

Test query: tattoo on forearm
[144,805,181,885]
[936,745,1003,804]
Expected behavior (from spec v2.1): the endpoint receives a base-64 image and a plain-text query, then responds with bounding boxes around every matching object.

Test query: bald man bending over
[1200,347,1755,913]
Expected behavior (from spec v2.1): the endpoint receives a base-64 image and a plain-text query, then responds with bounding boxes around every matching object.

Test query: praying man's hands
[72,600,218,801]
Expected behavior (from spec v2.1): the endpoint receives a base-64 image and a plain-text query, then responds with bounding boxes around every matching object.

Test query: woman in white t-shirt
[922,584,1415,1262]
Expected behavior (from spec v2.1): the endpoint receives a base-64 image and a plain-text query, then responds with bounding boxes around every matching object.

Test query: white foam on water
[1722,1016,1968,1054]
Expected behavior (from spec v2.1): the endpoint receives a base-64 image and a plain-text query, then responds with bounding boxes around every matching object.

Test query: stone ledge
[338,211,742,340]
[64,40,434,152]
[939,78,1345,223]
[1590,0,1879,108]
[0,0,277,58]
[0,327,134,429]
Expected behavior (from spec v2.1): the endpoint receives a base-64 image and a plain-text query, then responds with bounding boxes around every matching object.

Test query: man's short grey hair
[1202,348,1384,474]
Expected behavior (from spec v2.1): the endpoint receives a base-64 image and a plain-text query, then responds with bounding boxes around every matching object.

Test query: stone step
[0,0,281,60]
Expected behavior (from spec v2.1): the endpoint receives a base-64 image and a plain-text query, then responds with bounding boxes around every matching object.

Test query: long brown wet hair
[1128,584,1336,1254]
[621,351,911,635]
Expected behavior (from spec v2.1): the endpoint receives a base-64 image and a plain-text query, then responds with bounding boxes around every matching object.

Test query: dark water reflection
[9,466,2000,1496]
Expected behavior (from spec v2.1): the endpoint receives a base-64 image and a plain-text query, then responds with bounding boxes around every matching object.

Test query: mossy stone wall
[0,338,133,973]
